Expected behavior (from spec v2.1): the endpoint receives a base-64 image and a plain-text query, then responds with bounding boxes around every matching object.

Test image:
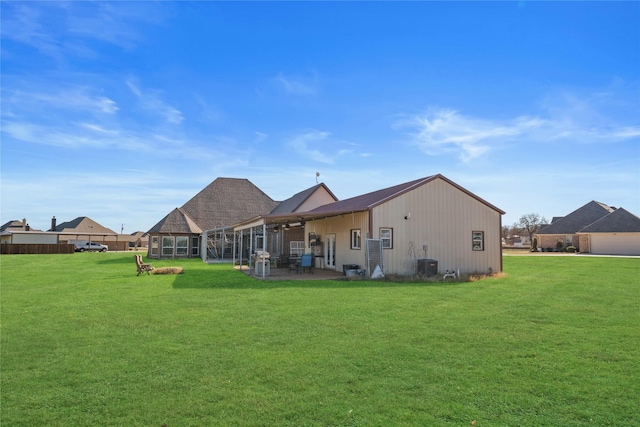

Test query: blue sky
[2,1,639,233]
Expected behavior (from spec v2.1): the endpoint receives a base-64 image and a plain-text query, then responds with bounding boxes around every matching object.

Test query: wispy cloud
[288,130,336,164]
[273,72,318,96]
[126,80,184,125]
[396,87,640,162]
[0,2,167,59]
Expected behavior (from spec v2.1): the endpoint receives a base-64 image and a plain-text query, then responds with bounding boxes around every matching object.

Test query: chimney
[22,218,27,230]
[51,216,57,231]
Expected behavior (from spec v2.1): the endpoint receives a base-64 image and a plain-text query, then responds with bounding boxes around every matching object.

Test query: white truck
[69,240,108,252]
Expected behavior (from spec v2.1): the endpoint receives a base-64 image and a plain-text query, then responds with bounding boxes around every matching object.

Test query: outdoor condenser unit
[417,259,438,277]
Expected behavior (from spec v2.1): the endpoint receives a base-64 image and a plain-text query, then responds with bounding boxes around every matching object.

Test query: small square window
[472,231,484,251]
[351,229,361,249]
[380,228,393,249]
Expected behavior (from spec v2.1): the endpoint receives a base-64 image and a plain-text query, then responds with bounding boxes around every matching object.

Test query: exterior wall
[297,188,337,212]
[305,211,370,272]
[538,234,579,251]
[371,178,502,275]
[589,233,640,256]
[5,232,59,244]
[148,233,199,259]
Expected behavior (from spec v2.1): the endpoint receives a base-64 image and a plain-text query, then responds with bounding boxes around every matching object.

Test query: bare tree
[518,213,548,245]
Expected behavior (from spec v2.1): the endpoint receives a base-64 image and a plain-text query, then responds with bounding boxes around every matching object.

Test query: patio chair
[134,254,154,276]
[298,253,314,274]
[288,255,299,273]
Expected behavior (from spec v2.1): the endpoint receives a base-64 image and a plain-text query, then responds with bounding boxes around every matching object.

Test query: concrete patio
[235,264,346,281]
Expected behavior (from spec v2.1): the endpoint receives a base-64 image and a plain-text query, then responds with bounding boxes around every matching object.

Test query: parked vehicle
[70,240,108,252]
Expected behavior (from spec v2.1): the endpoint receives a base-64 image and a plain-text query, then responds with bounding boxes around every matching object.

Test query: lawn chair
[134,254,154,276]
[298,253,314,274]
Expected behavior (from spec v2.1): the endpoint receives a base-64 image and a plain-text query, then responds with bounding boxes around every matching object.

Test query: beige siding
[372,178,502,275]
[297,188,337,212]
[305,211,370,271]
[589,233,640,255]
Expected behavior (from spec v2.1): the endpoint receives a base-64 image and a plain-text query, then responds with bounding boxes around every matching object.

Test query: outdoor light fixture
[284,221,290,229]
[300,219,306,226]
[273,225,280,233]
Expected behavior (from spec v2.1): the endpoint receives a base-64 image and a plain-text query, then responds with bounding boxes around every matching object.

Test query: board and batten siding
[371,178,502,275]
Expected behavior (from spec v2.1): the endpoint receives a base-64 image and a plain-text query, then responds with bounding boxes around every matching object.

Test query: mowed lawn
[1,253,638,426]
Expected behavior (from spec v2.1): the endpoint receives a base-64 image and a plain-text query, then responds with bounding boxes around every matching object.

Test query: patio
[235,264,346,281]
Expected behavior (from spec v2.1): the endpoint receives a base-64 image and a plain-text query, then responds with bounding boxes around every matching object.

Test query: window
[150,236,159,256]
[472,231,484,251]
[290,241,305,257]
[176,236,189,256]
[192,236,200,256]
[351,229,361,249]
[380,228,393,249]
[162,236,175,256]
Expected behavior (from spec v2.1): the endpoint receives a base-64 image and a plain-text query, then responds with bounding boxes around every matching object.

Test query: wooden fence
[0,244,76,255]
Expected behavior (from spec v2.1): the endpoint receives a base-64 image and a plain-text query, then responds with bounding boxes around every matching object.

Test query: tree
[518,213,548,246]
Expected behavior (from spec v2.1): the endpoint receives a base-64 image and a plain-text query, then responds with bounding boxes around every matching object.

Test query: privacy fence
[0,244,75,255]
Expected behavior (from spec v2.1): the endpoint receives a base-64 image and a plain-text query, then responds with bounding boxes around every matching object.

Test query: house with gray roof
[535,201,614,251]
[536,201,640,255]
[576,208,640,255]
[147,177,279,259]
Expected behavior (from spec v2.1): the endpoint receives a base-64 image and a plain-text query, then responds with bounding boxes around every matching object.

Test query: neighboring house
[1,219,38,232]
[535,201,615,251]
[1,230,59,244]
[147,178,279,259]
[235,174,505,277]
[49,216,118,247]
[576,208,640,255]
[232,182,339,264]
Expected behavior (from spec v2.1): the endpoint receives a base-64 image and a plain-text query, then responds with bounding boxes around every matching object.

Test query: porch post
[262,222,267,279]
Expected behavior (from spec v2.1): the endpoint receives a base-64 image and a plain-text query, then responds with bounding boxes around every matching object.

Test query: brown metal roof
[261,174,504,225]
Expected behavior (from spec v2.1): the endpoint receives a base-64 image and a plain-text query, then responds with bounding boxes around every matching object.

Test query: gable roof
[50,216,117,234]
[1,220,25,232]
[262,174,504,224]
[578,207,640,233]
[537,201,614,235]
[147,208,202,234]
[179,177,279,231]
[269,183,338,215]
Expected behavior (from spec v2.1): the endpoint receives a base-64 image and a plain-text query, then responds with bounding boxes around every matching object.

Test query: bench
[134,254,154,276]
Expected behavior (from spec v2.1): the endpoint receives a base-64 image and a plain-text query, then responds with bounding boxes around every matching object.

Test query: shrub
[566,246,576,253]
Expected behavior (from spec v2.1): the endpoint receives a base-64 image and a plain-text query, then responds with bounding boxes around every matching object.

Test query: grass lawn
[1,253,639,426]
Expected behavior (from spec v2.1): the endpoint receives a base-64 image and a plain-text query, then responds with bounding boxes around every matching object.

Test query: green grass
[1,253,639,426]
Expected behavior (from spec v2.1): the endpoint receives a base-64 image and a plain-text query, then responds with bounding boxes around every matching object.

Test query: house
[232,182,339,265]
[576,208,640,255]
[49,216,118,246]
[535,201,615,251]
[147,178,279,259]
[235,174,505,277]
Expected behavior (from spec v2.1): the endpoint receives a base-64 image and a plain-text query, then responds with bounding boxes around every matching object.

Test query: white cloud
[273,72,318,96]
[288,130,335,164]
[126,80,184,124]
[396,87,640,163]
